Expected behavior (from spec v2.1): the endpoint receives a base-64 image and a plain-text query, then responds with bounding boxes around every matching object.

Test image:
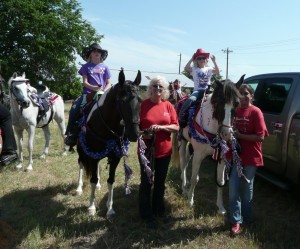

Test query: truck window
[246,78,292,114]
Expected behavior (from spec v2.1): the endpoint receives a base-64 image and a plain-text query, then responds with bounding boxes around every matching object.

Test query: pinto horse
[8,73,67,171]
[76,69,141,218]
[178,75,244,214]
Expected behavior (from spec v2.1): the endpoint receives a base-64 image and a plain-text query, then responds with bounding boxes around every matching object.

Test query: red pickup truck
[244,72,300,190]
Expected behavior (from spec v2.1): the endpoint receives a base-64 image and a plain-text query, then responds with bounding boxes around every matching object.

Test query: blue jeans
[229,165,257,224]
[65,95,84,135]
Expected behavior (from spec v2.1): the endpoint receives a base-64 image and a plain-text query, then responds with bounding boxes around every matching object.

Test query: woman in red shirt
[138,76,179,229]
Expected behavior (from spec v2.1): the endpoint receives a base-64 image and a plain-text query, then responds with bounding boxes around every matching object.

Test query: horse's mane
[210,80,240,123]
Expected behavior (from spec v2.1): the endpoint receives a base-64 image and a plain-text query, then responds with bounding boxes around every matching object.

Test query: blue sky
[77,0,300,87]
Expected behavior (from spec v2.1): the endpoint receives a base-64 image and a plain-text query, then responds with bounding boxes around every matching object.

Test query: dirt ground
[0,220,15,249]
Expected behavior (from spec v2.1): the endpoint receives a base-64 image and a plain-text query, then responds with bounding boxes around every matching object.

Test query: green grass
[0,103,300,249]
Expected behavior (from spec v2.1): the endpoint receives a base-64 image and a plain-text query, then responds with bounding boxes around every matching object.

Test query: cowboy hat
[193,48,210,59]
[81,43,108,62]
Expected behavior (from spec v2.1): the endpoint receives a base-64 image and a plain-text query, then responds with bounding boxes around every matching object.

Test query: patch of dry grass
[0,103,299,249]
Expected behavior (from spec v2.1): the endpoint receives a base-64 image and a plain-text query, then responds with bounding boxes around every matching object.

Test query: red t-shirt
[139,99,178,158]
[232,105,269,166]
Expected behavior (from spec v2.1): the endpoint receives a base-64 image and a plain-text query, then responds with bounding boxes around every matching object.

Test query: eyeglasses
[152,84,164,89]
[196,57,207,61]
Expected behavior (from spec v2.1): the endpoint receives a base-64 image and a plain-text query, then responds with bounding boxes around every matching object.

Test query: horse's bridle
[86,84,140,141]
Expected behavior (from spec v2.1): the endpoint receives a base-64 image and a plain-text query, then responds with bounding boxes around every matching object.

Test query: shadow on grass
[1,157,300,248]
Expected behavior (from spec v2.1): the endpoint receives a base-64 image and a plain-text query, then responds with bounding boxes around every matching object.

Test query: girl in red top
[229,84,269,236]
[138,76,179,229]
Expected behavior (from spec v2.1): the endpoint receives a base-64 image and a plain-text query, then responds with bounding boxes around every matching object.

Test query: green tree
[0,0,103,99]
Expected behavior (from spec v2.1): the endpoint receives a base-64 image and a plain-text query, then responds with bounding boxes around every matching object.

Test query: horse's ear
[214,77,223,87]
[12,72,17,79]
[118,69,125,85]
[236,74,246,89]
[133,70,141,86]
[22,72,26,79]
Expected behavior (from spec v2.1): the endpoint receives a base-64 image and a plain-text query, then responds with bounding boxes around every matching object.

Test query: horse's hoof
[188,200,194,207]
[62,151,67,156]
[26,166,33,172]
[88,207,96,216]
[40,155,46,160]
[75,188,83,195]
[217,207,227,215]
[106,210,116,221]
[15,164,23,170]
[96,184,101,190]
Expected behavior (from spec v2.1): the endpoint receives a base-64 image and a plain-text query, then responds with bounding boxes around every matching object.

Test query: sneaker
[230,223,241,236]
[0,152,18,166]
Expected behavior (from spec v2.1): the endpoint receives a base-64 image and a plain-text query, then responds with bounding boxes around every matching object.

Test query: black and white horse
[76,69,141,218]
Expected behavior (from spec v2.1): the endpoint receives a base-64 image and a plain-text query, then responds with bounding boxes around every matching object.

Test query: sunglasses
[196,57,207,61]
[152,84,164,89]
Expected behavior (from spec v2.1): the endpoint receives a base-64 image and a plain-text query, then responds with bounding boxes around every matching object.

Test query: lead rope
[223,135,250,183]
[138,131,155,184]
[120,137,133,195]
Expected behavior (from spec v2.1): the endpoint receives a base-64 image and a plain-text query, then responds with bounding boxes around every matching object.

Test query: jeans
[65,95,84,135]
[179,90,199,118]
[229,165,257,224]
[139,155,171,219]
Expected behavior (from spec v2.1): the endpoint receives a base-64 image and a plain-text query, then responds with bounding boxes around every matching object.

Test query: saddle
[28,85,59,124]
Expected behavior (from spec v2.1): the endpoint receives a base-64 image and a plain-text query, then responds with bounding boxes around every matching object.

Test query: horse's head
[211,75,245,140]
[116,69,142,142]
[8,72,31,108]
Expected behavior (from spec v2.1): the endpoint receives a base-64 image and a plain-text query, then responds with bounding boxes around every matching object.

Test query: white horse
[8,73,67,171]
[178,76,244,214]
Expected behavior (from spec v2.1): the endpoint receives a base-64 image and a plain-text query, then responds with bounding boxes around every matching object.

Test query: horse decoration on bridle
[76,69,141,218]
[8,72,67,171]
[177,75,244,214]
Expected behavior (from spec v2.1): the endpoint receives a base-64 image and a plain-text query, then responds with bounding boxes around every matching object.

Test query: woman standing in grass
[138,76,179,229]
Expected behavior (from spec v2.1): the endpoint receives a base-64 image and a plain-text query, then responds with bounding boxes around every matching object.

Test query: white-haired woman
[138,76,179,229]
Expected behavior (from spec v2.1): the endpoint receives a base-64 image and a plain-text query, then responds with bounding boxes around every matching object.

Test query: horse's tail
[171,133,180,167]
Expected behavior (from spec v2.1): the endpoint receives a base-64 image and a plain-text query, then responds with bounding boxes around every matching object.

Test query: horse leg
[26,126,36,171]
[54,116,67,156]
[106,157,119,219]
[40,126,50,159]
[216,186,226,215]
[76,161,84,195]
[88,160,99,216]
[88,183,97,216]
[96,162,101,190]
[187,151,203,207]
[216,160,227,215]
[179,139,190,196]
[14,128,24,170]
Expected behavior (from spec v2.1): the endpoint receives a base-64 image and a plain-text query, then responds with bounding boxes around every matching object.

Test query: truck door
[245,77,292,175]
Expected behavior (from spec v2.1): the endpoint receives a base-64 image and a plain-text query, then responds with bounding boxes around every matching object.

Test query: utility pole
[222,48,233,79]
[178,53,182,74]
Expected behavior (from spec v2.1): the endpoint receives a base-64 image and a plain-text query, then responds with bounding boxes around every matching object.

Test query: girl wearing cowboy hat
[65,43,112,147]
[178,48,219,127]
